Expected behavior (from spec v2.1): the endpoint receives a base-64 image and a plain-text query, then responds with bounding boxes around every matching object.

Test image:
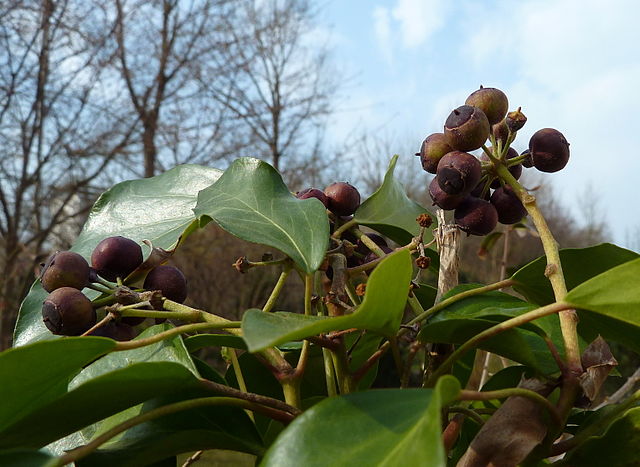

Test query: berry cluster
[39,236,188,339]
[418,86,570,236]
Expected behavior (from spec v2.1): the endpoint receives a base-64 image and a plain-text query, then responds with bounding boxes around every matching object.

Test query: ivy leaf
[511,243,638,305]
[242,249,412,352]
[261,376,460,467]
[565,257,640,353]
[354,155,434,246]
[194,157,329,274]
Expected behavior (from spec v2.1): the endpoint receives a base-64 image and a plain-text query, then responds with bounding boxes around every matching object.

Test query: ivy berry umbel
[39,235,190,339]
[418,85,570,236]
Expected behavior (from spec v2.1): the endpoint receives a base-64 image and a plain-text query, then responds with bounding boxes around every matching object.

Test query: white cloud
[373,6,393,64]
[391,0,446,48]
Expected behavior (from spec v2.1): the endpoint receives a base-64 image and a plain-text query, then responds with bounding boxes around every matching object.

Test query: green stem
[322,347,338,396]
[114,322,239,351]
[87,283,112,294]
[352,227,385,256]
[389,336,404,381]
[425,301,572,386]
[91,295,116,308]
[304,274,313,316]
[161,300,293,377]
[263,266,292,312]
[344,280,362,306]
[331,341,356,394]
[406,278,516,327]
[458,388,562,427]
[406,291,425,317]
[281,379,302,409]
[228,348,254,422]
[447,406,486,426]
[53,397,286,466]
[331,218,358,239]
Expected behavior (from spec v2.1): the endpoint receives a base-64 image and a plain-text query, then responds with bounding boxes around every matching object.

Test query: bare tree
[0,0,135,347]
[109,0,250,178]
[203,0,337,175]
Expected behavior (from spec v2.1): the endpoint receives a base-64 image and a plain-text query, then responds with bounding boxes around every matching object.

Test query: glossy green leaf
[14,164,222,347]
[0,362,198,450]
[183,334,247,352]
[0,450,55,467]
[511,243,638,305]
[242,249,412,352]
[194,157,329,273]
[354,155,434,246]
[0,337,114,434]
[262,376,460,467]
[71,324,199,388]
[77,390,264,467]
[418,285,561,374]
[565,406,640,466]
[565,258,640,353]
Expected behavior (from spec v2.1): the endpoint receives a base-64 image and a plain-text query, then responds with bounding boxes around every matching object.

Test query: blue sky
[321,0,640,248]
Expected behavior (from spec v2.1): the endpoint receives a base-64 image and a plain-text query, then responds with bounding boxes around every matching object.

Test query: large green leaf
[242,249,412,352]
[0,450,55,467]
[0,337,114,434]
[14,164,222,347]
[44,324,201,455]
[76,390,264,467]
[565,406,640,466]
[418,285,562,374]
[511,243,638,305]
[0,362,198,450]
[261,376,460,467]
[565,258,640,353]
[354,155,434,246]
[193,157,329,273]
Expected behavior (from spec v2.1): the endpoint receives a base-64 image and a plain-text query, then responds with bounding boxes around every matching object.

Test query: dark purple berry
[465,86,509,125]
[469,180,491,200]
[40,251,90,292]
[144,265,188,304]
[454,197,498,236]
[429,177,465,210]
[91,236,143,282]
[521,149,534,168]
[42,287,96,336]
[324,182,361,216]
[436,151,481,196]
[417,133,454,174]
[444,105,491,151]
[490,186,527,224]
[296,188,329,208]
[529,128,570,173]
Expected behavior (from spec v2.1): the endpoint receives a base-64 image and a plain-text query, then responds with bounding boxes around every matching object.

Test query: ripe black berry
[529,128,570,173]
[465,87,509,125]
[144,265,188,304]
[490,186,527,224]
[42,287,96,336]
[436,151,481,196]
[40,251,90,292]
[429,177,465,210]
[91,236,143,282]
[324,182,361,216]
[454,197,498,236]
[444,105,490,151]
[296,188,329,208]
[417,133,454,174]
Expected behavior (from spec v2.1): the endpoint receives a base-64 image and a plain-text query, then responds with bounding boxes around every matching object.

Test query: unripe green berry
[417,133,453,174]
